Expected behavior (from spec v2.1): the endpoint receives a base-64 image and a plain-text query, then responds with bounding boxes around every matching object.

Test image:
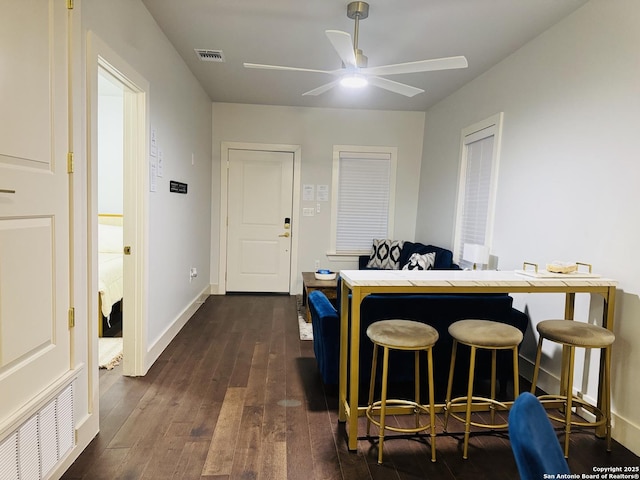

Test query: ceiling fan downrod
[347,1,369,68]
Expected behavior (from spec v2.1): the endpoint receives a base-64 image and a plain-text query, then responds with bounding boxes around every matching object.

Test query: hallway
[62,294,639,479]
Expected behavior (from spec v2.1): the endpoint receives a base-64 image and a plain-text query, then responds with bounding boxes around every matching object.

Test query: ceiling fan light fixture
[340,73,368,88]
[244,1,468,98]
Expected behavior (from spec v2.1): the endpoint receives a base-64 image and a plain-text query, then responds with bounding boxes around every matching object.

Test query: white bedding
[98,223,123,317]
[99,252,123,317]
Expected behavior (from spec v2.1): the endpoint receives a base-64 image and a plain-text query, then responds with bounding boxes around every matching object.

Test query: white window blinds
[453,113,503,265]
[458,135,494,257]
[335,151,392,253]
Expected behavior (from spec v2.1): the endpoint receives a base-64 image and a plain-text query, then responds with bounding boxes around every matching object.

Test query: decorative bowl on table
[315,269,337,281]
[546,262,578,274]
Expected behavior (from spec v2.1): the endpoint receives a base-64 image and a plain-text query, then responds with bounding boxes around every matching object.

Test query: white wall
[97,80,124,214]
[211,103,425,293]
[83,0,213,349]
[417,0,640,453]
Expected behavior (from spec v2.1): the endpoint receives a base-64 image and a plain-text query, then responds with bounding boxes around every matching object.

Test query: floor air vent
[194,49,225,62]
[0,382,74,479]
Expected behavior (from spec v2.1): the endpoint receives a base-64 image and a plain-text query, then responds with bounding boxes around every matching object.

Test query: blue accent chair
[509,392,570,480]
[308,290,340,385]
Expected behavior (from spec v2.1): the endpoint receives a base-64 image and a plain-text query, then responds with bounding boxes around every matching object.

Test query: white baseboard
[519,354,640,456]
[145,286,210,371]
[612,413,640,456]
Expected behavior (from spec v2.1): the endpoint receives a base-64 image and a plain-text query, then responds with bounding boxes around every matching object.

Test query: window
[329,146,397,255]
[453,113,503,266]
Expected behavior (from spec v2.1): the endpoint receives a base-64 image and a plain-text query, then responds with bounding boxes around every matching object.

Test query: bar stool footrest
[366,400,434,434]
[445,396,510,430]
[537,394,607,428]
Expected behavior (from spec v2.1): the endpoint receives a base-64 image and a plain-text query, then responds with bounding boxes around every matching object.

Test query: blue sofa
[358,241,461,271]
[309,242,529,400]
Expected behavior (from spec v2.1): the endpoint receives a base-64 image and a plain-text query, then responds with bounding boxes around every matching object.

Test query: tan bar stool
[365,319,439,464]
[443,319,523,459]
[530,319,615,458]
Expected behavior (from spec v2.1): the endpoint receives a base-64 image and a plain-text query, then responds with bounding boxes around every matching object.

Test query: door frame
[218,142,301,295]
[87,32,148,377]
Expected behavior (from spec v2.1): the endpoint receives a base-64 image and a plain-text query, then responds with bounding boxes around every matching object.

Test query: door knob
[278,232,290,238]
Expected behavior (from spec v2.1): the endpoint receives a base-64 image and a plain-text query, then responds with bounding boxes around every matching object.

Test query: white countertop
[339,269,617,288]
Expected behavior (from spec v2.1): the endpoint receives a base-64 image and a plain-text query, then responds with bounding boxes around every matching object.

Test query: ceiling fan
[243,1,468,98]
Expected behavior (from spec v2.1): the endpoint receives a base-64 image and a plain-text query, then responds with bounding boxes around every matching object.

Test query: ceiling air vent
[194,49,225,62]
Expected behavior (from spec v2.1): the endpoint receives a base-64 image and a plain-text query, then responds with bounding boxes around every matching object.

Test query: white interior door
[89,38,149,376]
[0,1,71,425]
[226,149,294,292]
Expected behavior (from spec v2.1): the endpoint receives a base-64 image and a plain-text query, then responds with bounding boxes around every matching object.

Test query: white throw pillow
[98,224,123,253]
[401,252,436,271]
[366,239,404,270]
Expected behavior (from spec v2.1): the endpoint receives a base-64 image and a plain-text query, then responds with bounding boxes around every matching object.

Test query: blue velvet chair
[308,290,340,385]
[508,392,570,480]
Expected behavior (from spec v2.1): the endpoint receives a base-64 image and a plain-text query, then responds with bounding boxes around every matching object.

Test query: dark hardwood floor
[62,294,639,479]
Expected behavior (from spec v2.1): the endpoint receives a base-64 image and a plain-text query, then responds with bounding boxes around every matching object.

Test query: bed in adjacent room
[98,214,123,337]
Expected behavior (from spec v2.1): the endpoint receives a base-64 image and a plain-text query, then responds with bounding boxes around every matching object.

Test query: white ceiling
[141,0,589,112]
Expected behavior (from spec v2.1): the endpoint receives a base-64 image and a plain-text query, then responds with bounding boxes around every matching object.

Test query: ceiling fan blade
[325,30,357,68]
[243,63,332,75]
[367,76,424,97]
[302,80,341,96]
[362,56,468,76]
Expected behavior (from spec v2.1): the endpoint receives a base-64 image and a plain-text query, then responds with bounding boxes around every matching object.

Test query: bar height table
[338,269,617,451]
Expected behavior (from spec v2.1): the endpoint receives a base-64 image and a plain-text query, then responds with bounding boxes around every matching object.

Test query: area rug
[99,337,123,369]
[296,296,313,341]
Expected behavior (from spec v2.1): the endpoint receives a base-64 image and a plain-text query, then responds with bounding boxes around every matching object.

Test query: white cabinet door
[0,0,71,426]
[226,149,293,292]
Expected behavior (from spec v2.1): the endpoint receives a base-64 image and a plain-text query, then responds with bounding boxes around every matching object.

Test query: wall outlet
[314,260,320,270]
[190,267,198,282]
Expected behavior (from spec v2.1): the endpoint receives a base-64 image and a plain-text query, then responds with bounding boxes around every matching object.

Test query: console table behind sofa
[337,269,617,451]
